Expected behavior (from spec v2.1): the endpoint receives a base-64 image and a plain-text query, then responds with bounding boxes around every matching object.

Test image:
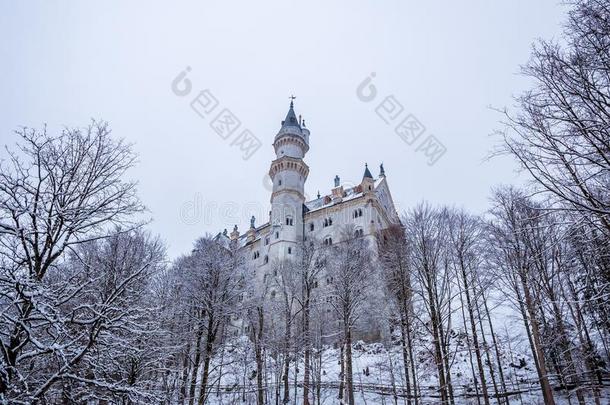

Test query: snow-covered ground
[200,338,608,404]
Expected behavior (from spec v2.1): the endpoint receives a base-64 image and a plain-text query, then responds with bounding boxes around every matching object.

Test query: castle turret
[268,99,310,256]
[361,163,374,193]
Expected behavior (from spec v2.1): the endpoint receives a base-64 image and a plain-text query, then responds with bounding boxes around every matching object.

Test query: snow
[197,339,609,405]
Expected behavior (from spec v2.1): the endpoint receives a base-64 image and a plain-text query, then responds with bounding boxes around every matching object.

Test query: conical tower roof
[363,163,373,179]
[281,100,301,129]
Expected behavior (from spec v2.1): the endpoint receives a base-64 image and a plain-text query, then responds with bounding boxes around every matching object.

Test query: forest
[0,0,609,404]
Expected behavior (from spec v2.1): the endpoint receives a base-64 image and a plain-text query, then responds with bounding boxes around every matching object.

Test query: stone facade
[215,101,399,338]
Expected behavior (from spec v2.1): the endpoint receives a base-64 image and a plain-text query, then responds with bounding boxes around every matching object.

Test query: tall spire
[281,96,300,129]
[363,163,373,179]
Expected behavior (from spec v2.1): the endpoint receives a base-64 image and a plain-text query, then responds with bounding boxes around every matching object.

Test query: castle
[215,100,399,301]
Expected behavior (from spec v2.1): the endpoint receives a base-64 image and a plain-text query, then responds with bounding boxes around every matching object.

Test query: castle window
[309,223,314,232]
[278,179,282,186]
[354,208,363,218]
[253,251,260,260]
[288,247,292,254]
[275,232,279,239]
[323,217,333,227]
[354,228,364,238]
[265,237,270,245]
[323,237,333,246]
[286,216,293,226]
[264,255,269,264]
[270,290,276,299]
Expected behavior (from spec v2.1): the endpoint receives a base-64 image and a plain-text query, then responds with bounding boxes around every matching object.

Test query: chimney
[332,175,344,203]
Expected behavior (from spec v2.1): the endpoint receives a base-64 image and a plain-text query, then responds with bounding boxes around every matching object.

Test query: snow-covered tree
[0,121,147,403]
[327,225,375,405]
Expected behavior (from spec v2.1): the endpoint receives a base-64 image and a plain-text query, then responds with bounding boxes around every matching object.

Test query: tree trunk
[399,309,413,405]
[179,339,192,404]
[344,328,355,405]
[458,287,482,405]
[406,316,419,405]
[564,277,602,404]
[197,315,217,405]
[303,293,311,405]
[480,291,509,405]
[519,273,556,405]
[255,308,265,405]
[283,313,291,404]
[429,296,448,403]
[188,320,205,405]
[338,344,345,402]
[460,262,490,405]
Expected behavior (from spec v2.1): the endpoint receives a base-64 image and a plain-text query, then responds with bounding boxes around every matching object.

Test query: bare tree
[178,236,244,405]
[377,224,419,405]
[244,280,269,405]
[269,258,299,405]
[327,225,375,405]
[500,0,610,235]
[487,187,556,405]
[58,229,166,403]
[446,209,492,405]
[405,204,455,405]
[0,121,146,403]
[295,238,325,405]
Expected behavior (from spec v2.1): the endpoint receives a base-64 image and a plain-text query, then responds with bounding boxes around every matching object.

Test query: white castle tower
[267,98,310,259]
[214,99,399,319]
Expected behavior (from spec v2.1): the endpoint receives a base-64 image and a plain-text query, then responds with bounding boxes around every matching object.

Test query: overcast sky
[0,1,568,258]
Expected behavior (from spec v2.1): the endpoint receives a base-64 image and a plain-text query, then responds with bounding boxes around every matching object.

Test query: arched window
[286,216,293,226]
[354,228,364,238]
[323,237,333,246]
[288,247,292,254]
[264,255,269,264]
